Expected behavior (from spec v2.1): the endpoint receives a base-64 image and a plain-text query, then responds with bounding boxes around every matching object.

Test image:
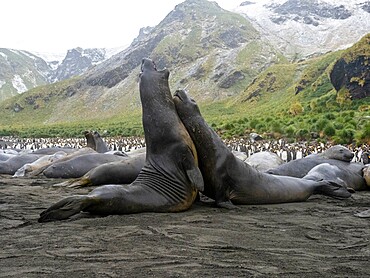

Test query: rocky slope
[0,49,50,101]
[0,47,123,102]
[1,0,286,124]
[330,34,370,99]
[0,0,369,128]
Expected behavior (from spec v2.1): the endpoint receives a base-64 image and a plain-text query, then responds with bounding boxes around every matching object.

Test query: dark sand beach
[1,175,369,277]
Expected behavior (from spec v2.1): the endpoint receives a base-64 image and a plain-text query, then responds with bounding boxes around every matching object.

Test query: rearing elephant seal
[173,89,350,207]
[84,130,109,153]
[38,58,203,222]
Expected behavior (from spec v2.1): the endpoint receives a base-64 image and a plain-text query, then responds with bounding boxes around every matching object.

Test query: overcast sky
[1,0,243,54]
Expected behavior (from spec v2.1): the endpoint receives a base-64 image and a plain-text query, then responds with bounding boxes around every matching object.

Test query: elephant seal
[55,152,146,188]
[303,163,367,192]
[38,58,203,222]
[42,152,128,179]
[13,151,67,177]
[0,153,44,175]
[84,130,109,153]
[244,151,285,172]
[267,145,355,177]
[0,152,16,161]
[31,147,77,155]
[25,147,96,177]
[173,89,350,207]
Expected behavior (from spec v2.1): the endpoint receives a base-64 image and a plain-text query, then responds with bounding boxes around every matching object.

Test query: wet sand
[1,174,369,277]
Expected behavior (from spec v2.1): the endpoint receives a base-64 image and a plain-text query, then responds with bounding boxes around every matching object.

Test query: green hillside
[0,5,368,145]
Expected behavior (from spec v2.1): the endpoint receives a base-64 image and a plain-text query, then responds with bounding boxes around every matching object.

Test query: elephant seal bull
[173,89,350,207]
[38,58,203,222]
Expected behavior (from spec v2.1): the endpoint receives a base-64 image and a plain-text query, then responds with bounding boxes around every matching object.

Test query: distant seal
[32,147,77,155]
[38,58,203,222]
[55,152,146,188]
[173,89,350,207]
[84,130,109,153]
[26,147,96,177]
[13,151,67,177]
[42,152,128,179]
[0,153,44,175]
[266,145,356,177]
[244,151,285,172]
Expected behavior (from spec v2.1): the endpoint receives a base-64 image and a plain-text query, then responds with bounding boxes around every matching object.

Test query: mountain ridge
[0,0,369,142]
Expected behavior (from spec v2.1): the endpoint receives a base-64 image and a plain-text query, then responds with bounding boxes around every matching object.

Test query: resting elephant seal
[173,89,350,207]
[244,151,285,172]
[38,58,203,222]
[267,145,356,177]
[303,163,367,192]
[31,147,77,155]
[0,153,44,175]
[42,151,129,179]
[13,151,67,177]
[55,153,146,188]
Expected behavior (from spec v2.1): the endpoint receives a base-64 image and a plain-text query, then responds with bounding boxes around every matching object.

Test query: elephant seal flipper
[39,196,89,222]
[186,168,204,191]
[313,180,352,199]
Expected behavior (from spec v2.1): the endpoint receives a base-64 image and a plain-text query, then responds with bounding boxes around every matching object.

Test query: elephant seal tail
[38,196,89,222]
[314,180,352,199]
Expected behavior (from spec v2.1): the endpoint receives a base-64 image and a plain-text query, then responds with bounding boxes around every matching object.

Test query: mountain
[0,49,50,101]
[0,0,287,125]
[0,46,124,102]
[234,0,370,59]
[0,0,369,140]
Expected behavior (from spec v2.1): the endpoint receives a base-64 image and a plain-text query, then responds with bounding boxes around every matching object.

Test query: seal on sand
[303,163,367,192]
[42,152,128,179]
[55,153,146,188]
[267,145,356,177]
[0,153,44,175]
[38,58,203,222]
[173,89,350,207]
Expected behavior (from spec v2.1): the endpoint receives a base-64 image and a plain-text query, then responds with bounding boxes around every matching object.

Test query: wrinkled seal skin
[173,89,351,207]
[38,59,203,222]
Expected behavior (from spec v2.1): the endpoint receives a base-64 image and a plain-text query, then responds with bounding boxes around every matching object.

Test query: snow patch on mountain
[0,80,6,89]
[234,0,370,59]
[12,75,27,93]
[0,51,8,60]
